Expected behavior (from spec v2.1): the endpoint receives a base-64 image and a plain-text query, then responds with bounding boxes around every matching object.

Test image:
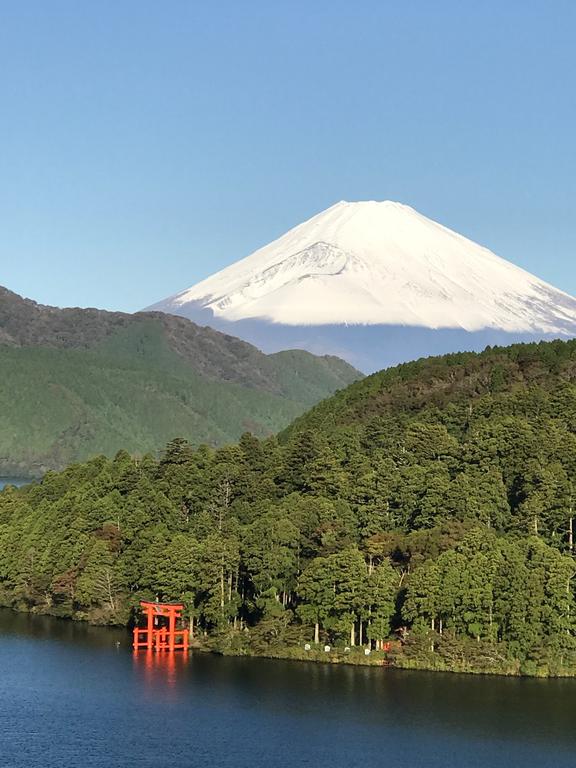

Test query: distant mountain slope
[0,287,361,475]
[148,201,576,371]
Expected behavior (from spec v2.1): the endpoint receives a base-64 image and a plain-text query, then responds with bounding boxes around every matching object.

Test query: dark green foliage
[0,287,361,475]
[4,337,576,674]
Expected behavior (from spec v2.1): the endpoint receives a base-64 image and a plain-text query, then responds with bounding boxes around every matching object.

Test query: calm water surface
[0,609,574,768]
[0,477,31,490]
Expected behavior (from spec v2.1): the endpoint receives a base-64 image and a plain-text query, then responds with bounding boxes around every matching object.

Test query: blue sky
[1,0,575,312]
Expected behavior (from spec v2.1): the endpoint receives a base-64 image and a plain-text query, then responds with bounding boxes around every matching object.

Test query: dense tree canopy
[4,339,576,675]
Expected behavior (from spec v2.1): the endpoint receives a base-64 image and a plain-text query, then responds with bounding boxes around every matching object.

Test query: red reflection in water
[133,649,189,698]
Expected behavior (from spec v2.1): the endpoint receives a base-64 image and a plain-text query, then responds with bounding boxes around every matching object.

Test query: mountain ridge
[0,285,358,398]
[0,286,361,475]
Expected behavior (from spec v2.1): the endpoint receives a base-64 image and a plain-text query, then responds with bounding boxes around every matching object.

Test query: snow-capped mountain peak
[147,201,576,372]
[159,200,576,334]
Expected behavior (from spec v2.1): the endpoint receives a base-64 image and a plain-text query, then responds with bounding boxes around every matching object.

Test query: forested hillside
[0,287,360,475]
[3,338,576,676]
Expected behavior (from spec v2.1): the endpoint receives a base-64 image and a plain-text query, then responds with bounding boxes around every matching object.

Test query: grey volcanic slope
[148,301,563,374]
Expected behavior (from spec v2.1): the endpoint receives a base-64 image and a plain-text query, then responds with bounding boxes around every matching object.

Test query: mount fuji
[148,201,576,372]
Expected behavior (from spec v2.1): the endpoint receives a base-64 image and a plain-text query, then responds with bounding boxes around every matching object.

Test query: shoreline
[3,601,575,679]
[216,645,576,679]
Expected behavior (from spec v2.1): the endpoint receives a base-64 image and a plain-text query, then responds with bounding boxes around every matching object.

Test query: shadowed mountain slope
[0,287,361,475]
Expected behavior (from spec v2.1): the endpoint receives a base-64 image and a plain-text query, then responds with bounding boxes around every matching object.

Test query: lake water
[0,477,31,490]
[0,608,575,768]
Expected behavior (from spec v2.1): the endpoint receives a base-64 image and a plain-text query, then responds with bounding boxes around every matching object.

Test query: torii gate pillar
[133,601,188,652]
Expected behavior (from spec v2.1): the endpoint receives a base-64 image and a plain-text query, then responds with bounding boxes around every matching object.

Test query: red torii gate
[133,601,188,652]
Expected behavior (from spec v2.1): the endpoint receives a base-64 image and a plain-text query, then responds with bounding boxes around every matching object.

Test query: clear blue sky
[1,0,575,312]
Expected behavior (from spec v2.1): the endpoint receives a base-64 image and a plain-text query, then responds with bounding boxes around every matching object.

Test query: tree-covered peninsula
[4,338,576,676]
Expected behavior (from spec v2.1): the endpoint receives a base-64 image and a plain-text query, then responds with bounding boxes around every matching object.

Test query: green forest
[0,286,360,475]
[4,338,576,676]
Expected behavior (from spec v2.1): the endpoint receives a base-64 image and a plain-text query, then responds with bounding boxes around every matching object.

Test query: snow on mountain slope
[153,201,576,335]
